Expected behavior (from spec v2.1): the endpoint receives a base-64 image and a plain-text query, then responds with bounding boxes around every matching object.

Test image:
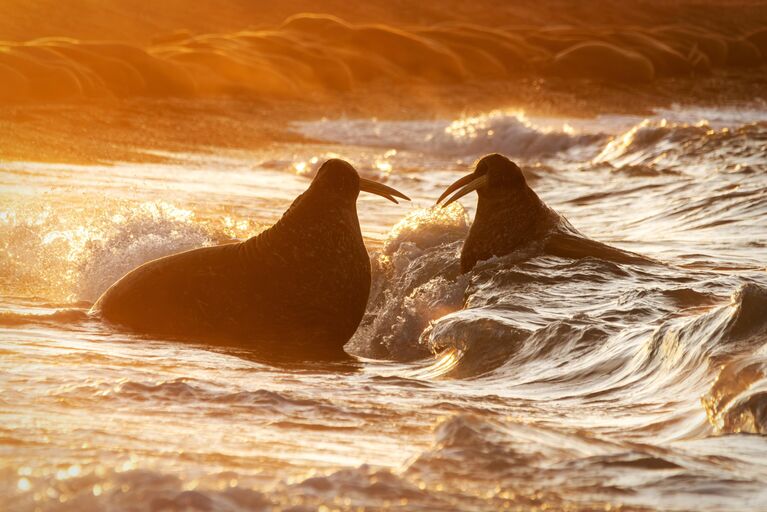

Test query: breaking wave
[297,111,606,158]
[594,119,767,173]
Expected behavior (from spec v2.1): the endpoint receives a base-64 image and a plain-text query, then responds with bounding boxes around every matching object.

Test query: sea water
[2,105,766,511]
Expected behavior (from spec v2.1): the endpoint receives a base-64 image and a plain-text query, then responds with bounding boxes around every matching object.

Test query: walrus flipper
[544,231,656,266]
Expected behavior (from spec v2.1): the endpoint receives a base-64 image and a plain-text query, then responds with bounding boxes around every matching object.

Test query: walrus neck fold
[240,188,360,266]
[461,185,549,273]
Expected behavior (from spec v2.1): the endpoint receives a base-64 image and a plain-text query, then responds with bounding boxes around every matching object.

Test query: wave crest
[703,351,767,435]
[297,111,605,158]
[594,119,767,173]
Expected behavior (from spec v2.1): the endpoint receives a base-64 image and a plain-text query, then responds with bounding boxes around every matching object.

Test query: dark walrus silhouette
[91,159,410,359]
[437,153,653,273]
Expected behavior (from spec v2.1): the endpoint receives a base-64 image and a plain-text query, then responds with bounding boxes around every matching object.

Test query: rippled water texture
[2,105,767,511]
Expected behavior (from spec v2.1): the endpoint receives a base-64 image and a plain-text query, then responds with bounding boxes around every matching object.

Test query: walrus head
[436,153,527,207]
[436,154,546,272]
[310,159,410,205]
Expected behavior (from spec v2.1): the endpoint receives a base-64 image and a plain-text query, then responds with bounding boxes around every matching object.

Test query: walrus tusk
[439,174,488,208]
[436,173,477,205]
[359,178,411,204]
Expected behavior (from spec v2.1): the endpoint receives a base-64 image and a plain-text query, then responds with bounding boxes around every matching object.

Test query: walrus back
[91,243,248,337]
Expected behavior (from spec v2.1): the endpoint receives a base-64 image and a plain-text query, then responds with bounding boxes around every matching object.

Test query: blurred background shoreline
[3,0,767,164]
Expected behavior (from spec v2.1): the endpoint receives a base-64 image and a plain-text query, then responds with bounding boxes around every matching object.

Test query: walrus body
[438,153,653,273]
[92,159,408,359]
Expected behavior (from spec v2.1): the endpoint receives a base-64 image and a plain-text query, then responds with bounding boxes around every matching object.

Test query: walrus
[91,159,410,360]
[436,153,653,273]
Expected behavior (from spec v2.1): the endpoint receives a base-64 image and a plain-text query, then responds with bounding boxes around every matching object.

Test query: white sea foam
[296,110,606,158]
